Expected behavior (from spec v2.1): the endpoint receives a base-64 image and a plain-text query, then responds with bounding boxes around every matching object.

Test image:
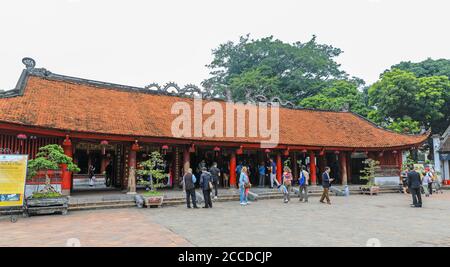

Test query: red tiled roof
[0,75,428,149]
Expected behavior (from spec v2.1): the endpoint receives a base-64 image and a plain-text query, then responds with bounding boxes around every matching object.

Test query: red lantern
[264,148,271,153]
[236,146,243,155]
[17,134,27,147]
[378,151,384,157]
[131,140,140,151]
[283,149,290,156]
[334,151,340,155]
[319,148,325,156]
[392,150,398,154]
[100,140,109,155]
[189,144,196,153]
[213,146,221,156]
[162,145,169,155]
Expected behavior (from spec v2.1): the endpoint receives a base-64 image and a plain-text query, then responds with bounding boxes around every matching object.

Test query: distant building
[433,125,450,181]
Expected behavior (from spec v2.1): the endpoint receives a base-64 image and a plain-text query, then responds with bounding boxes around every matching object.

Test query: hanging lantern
[213,146,221,156]
[17,134,27,147]
[131,140,140,151]
[378,151,384,157]
[162,145,169,155]
[283,147,290,156]
[319,148,325,156]
[100,140,109,155]
[392,150,398,154]
[236,145,243,155]
[189,144,196,153]
[334,151,340,155]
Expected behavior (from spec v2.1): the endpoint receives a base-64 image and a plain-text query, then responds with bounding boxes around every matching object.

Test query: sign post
[0,155,28,210]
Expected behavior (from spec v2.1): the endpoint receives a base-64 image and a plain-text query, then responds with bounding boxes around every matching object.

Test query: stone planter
[143,195,164,208]
[26,196,69,216]
[361,186,380,195]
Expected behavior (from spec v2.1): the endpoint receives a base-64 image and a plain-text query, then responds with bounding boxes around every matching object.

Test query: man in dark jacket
[407,165,422,208]
[320,167,334,204]
[209,162,221,199]
[183,168,198,209]
[199,167,213,208]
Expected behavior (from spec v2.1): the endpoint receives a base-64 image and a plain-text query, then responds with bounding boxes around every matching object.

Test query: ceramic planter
[143,195,164,208]
[26,196,69,216]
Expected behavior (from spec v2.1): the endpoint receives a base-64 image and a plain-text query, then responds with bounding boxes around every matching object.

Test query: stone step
[69,202,136,211]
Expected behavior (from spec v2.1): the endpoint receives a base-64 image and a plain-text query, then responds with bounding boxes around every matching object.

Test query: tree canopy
[202,35,355,103]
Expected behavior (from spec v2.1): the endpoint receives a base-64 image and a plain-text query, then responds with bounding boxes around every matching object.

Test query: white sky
[1,0,449,90]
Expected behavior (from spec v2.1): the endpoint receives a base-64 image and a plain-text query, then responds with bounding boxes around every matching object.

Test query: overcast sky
[1,0,449,91]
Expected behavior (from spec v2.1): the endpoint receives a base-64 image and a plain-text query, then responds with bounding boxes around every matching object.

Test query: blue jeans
[239,186,248,203]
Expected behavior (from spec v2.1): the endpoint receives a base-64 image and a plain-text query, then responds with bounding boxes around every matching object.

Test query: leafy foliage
[391,58,450,79]
[299,80,371,116]
[136,151,166,191]
[27,144,80,194]
[203,35,353,102]
[369,68,450,134]
[360,159,380,186]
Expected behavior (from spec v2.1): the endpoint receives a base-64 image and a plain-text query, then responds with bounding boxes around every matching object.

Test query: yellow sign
[0,155,28,207]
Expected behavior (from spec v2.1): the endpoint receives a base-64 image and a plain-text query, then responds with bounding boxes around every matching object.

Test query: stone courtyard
[1,192,450,247]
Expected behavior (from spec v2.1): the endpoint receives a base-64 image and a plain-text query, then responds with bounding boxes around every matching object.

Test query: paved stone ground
[1,192,450,247]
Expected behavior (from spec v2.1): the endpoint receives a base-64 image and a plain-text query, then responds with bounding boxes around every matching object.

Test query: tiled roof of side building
[0,69,429,149]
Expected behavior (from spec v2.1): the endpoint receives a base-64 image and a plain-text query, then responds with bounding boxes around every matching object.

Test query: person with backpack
[239,166,250,206]
[182,168,198,209]
[199,167,213,208]
[299,165,309,202]
[282,166,293,203]
[209,162,221,199]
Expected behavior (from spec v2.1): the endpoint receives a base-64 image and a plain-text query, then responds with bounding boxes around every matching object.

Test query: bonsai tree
[360,158,380,187]
[136,151,166,194]
[27,144,80,197]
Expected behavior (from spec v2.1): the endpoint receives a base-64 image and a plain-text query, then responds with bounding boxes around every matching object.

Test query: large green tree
[299,80,371,117]
[391,58,450,79]
[202,35,355,103]
[368,68,450,134]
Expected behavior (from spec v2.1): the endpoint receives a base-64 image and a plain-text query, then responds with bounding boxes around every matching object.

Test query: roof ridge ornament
[22,57,36,70]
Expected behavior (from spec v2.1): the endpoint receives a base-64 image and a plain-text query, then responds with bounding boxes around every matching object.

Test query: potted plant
[360,158,380,195]
[26,144,80,215]
[136,151,166,208]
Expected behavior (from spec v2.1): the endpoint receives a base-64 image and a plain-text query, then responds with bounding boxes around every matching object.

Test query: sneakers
[240,202,248,206]
[214,196,218,200]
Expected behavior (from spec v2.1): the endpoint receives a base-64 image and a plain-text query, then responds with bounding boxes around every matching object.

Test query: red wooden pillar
[61,136,72,195]
[230,150,237,187]
[127,142,138,194]
[276,153,282,183]
[183,147,190,175]
[310,151,317,185]
[340,152,348,185]
[292,152,298,181]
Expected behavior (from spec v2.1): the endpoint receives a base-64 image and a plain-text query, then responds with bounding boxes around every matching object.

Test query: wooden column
[276,153,282,183]
[292,152,298,181]
[61,136,73,195]
[340,152,348,185]
[183,147,190,175]
[310,151,317,185]
[127,144,138,194]
[229,150,237,188]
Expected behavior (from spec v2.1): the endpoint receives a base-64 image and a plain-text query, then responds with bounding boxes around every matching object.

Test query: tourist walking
[183,168,198,209]
[422,170,431,197]
[320,167,333,204]
[105,162,113,187]
[407,165,422,208]
[258,162,266,187]
[425,168,434,195]
[88,164,96,187]
[299,165,309,202]
[269,158,279,188]
[282,166,293,203]
[209,162,221,199]
[199,167,213,208]
[239,166,250,206]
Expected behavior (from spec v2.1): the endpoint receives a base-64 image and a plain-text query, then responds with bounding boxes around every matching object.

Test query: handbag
[244,182,252,189]
[208,181,214,190]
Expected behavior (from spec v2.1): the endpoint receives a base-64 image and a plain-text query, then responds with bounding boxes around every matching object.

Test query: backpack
[299,171,306,186]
